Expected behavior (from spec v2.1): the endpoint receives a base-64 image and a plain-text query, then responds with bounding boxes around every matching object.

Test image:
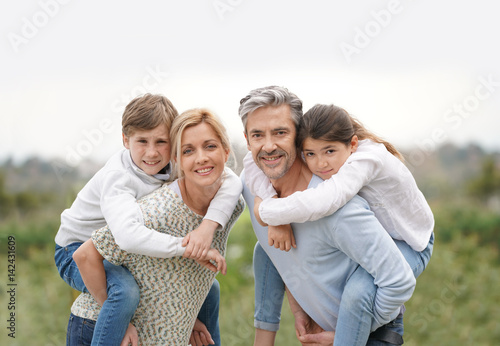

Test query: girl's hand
[268,224,297,251]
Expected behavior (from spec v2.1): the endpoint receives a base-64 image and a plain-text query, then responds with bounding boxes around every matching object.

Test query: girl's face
[177,122,229,188]
[302,136,358,180]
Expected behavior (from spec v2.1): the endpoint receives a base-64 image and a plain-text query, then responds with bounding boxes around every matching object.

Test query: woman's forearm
[73,239,108,306]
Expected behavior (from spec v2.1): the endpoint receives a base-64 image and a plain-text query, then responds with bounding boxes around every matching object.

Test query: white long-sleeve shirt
[244,139,434,251]
[55,149,242,258]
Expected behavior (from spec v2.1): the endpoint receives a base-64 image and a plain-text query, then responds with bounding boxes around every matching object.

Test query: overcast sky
[2,0,500,168]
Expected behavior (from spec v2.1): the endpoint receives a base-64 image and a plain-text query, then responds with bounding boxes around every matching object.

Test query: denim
[197,279,221,346]
[253,242,285,332]
[334,233,434,346]
[67,313,95,346]
[366,315,404,345]
[252,233,434,344]
[58,242,221,344]
[55,243,140,346]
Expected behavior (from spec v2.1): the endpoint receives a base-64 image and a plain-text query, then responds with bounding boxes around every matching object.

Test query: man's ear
[122,133,130,149]
[244,132,250,151]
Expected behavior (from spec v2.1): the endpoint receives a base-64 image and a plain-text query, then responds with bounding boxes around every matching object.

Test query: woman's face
[177,121,229,188]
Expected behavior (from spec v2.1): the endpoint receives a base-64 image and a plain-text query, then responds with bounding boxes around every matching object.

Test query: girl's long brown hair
[297,104,404,161]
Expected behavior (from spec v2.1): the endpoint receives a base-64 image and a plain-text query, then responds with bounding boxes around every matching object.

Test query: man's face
[245,104,297,180]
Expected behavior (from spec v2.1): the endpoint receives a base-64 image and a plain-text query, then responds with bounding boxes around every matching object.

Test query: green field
[1,201,500,345]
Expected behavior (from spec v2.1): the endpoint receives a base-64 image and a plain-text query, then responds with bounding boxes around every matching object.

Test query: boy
[54,94,241,345]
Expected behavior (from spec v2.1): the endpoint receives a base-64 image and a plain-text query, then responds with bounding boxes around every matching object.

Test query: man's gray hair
[238,86,303,133]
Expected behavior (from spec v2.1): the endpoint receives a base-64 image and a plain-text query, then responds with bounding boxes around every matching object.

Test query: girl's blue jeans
[253,233,434,345]
[56,242,221,346]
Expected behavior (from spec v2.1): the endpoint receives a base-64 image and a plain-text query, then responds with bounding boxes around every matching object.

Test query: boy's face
[123,125,171,175]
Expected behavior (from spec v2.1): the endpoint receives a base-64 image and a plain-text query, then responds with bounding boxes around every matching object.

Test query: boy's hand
[268,224,297,252]
[182,219,218,260]
[190,318,215,345]
[192,248,227,275]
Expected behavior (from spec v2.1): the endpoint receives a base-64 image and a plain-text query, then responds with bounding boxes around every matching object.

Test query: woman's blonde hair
[170,108,231,178]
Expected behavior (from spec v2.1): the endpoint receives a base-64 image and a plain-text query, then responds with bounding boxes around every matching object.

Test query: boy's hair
[170,108,231,179]
[298,104,404,161]
[122,94,178,136]
[238,86,303,134]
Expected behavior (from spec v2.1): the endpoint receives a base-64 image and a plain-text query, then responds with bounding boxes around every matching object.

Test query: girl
[245,103,434,345]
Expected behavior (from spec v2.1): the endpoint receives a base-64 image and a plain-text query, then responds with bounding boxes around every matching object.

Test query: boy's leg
[197,279,221,346]
[253,242,285,346]
[55,242,87,292]
[91,261,140,346]
[66,313,96,346]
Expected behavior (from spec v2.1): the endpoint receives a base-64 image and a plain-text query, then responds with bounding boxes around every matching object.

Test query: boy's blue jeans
[253,233,434,345]
[56,242,221,346]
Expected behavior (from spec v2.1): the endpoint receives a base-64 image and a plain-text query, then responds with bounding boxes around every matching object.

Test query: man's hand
[268,224,296,251]
[189,318,215,346]
[120,323,138,346]
[182,219,218,259]
[192,248,227,275]
[294,309,334,346]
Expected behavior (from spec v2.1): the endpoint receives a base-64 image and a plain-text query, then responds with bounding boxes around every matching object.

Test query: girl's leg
[334,265,378,346]
[253,242,285,346]
[91,261,140,346]
[55,242,87,292]
[197,279,221,346]
[366,314,404,346]
[394,233,434,278]
[66,313,96,346]
[334,234,434,346]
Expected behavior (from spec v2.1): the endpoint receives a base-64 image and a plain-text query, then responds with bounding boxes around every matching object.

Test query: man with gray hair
[239,85,415,345]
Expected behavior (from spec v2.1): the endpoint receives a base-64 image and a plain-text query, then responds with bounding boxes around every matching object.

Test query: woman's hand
[192,248,227,275]
[253,196,267,227]
[268,224,297,251]
[189,319,214,346]
[120,323,138,346]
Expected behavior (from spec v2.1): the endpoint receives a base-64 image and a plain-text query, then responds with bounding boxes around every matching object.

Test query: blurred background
[1,0,499,345]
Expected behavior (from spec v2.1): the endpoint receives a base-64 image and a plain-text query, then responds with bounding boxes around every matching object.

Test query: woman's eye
[305,152,314,157]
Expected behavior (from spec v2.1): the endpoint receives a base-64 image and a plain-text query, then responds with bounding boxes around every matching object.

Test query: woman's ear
[224,147,230,163]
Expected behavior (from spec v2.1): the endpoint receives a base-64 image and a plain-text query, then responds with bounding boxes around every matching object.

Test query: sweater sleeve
[332,197,416,329]
[242,151,277,200]
[204,167,243,228]
[259,151,382,226]
[99,170,185,258]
